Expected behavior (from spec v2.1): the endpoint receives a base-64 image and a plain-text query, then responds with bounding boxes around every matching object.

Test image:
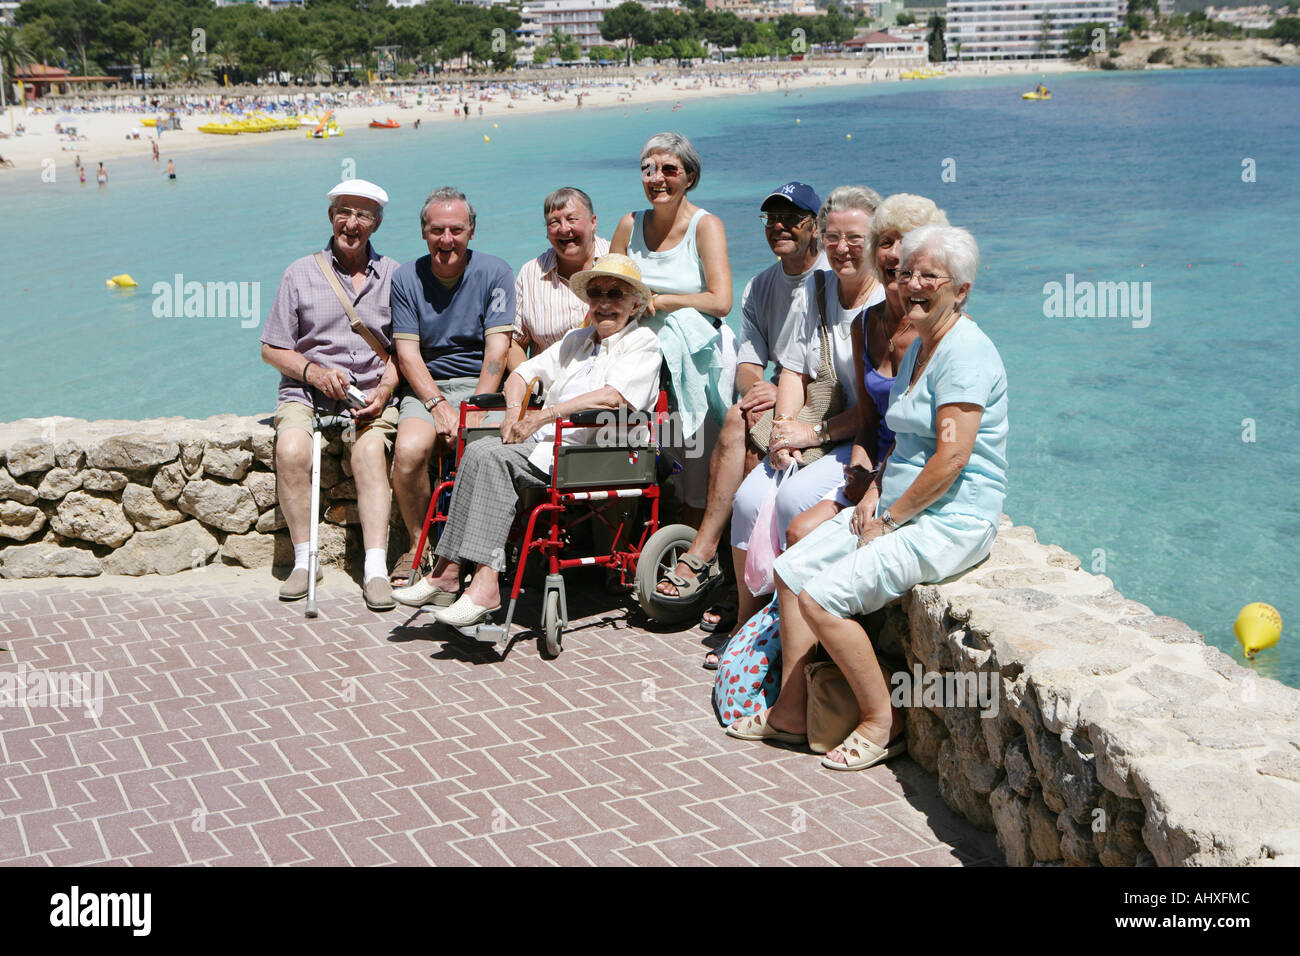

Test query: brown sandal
[390,547,421,588]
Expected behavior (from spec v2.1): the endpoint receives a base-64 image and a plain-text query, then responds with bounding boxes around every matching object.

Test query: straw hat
[569,254,653,311]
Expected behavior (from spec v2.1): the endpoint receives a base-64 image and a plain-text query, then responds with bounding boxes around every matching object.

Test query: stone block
[82,469,129,492]
[50,492,133,547]
[0,541,101,578]
[177,479,257,533]
[202,438,253,481]
[244,471,277,510]
[904,705,948,774]
[101,521,219,576]
[0,470,39,504]
[122,483,185,531]
[35,467,83,500]
[220,531,275,568]
[1027,791,1062,862]
[5,438,55,477]
[86,435,179,472]
[990,780,1032,867]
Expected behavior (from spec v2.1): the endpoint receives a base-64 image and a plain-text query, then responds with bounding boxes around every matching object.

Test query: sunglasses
[641,161,684,180]
[333,205,378,225]
[587,285,630,301]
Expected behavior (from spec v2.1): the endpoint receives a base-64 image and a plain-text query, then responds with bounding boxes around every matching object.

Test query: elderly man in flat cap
[260,178,402,611]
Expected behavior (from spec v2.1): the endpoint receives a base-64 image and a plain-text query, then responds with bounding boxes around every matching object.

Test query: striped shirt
[512,236,611,355]
[262,239,398,408]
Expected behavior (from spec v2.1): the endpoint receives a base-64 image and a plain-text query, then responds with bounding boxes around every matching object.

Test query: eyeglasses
[333,206,377,226]
[897,269,953,289]
[586,285,629,301]
[759,212,811,229]
[546,215,587,232]
[823,232,868,250]
[641,160,684,180]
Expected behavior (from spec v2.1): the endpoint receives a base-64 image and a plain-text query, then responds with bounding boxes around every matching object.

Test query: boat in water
[369,118,400,129]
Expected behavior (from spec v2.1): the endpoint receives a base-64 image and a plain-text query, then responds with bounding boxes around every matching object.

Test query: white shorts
[773,506,997,618]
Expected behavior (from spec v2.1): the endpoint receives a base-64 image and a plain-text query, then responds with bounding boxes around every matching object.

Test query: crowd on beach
[267,129,1007,774]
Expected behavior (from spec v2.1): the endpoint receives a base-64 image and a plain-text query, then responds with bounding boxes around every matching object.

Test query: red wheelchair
[404,384,708,656]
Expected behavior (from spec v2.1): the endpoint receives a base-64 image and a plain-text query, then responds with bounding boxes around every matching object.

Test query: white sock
[293,542,309,571]
[364,548,387,583]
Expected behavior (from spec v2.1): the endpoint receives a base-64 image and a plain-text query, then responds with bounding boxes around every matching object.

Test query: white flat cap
[328,178,389,209]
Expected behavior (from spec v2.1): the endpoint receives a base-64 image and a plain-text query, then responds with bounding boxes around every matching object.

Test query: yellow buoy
[484,135,490,143]
[1235,603,1282,658]
[493,123,499,128]
[106,274,138,288]
[846,133,852,140]
[796,118,801,124]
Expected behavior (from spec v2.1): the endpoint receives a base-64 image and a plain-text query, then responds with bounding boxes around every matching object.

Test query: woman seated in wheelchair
[393,254,662,629]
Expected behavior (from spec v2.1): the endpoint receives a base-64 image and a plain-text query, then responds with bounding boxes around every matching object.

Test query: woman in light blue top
[611,132,734,513]
[727,225,1009,773]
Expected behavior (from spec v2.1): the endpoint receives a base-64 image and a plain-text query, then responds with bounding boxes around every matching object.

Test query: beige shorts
[273,401,399,452]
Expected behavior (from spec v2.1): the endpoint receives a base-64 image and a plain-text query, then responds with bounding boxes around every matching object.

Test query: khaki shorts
[396,377,483,426]
[273,401,399,452]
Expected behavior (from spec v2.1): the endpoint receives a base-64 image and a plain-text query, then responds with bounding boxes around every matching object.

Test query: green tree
[1064,21,1109,59]
[926,13,946,62]
[1272,17,1300,43]
[0,26,34,107]
[895,12,916,26]
[601,1,654,63]
[1038,10,1055,56]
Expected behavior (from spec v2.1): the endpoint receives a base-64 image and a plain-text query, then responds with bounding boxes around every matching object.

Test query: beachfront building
[521,0,625,54]
[12,64,119,100]
[703,0,822,21]
[1204,4,1276,30]
[843,29,930,61]
[1115,0,1174,16]
[945,0,1120,59]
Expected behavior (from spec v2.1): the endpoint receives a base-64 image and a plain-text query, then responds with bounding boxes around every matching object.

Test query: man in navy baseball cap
[652,179,827,658]
[760,181,821,216]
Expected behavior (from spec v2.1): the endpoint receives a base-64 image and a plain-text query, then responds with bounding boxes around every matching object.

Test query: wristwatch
[881,509,903,532]
[423,395,444,412]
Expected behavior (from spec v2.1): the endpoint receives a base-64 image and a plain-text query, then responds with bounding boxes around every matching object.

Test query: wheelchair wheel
[542,589,563,657]
[635,523,713,624]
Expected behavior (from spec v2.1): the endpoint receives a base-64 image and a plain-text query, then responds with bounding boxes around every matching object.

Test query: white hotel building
[945,0,1119,60]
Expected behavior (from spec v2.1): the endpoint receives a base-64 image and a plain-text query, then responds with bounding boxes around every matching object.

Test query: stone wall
[0,416,368,579]
[4,417,1299,865]
[875,517,1300,867]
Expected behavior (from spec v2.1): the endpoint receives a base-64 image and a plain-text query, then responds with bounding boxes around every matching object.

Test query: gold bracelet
[773,413,795,422]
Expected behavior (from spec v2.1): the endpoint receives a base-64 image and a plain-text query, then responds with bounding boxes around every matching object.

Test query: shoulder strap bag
[313,251,391,364]
[748,270,845,465]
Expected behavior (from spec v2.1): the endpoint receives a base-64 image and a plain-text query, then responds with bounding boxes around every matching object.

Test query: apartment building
[945,0,1120,59]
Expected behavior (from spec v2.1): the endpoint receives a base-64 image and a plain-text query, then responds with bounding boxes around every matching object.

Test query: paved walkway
[0,567,1000,866]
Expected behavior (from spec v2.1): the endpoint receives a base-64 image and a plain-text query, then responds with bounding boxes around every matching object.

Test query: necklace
[887,318,912,355]
[906,313,962,393]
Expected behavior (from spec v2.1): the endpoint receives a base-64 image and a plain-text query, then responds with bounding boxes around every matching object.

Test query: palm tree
[296,48,330,85]
[210,40,239,86]
[177,53,212,87]
[152,44,181,88]
[0,26,34,111]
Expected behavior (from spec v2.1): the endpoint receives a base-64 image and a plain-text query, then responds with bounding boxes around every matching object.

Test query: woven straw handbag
[748,270,845,466]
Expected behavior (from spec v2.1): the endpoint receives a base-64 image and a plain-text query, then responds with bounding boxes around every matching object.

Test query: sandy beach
[0,59,1086,172]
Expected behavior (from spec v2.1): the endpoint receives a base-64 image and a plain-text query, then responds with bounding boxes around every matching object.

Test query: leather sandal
[654,553,720,605]
[821,730,907,772]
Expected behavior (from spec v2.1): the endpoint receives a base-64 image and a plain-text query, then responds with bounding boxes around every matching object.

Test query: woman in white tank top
[611,132,736,516]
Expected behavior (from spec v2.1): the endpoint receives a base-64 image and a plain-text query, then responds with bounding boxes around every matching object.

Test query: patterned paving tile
[0,569,1000,866]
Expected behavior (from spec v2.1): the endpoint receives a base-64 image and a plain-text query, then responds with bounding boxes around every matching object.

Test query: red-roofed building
[14,65,119,100]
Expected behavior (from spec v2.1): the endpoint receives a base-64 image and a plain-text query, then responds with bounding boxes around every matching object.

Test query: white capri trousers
[772,506,997,619]
[730,443,854,549]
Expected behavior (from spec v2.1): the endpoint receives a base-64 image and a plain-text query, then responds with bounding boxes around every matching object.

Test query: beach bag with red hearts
[712,595,781,727]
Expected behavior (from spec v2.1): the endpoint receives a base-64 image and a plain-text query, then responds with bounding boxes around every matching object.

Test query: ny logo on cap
[781,184,796,195]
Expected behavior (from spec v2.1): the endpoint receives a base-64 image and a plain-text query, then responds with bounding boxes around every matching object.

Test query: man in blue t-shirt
[390,186,516,584]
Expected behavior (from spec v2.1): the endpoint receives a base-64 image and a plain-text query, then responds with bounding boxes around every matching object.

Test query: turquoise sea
[4,68,1298,686]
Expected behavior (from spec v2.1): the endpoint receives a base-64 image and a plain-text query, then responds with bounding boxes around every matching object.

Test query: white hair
[900,224,979,292]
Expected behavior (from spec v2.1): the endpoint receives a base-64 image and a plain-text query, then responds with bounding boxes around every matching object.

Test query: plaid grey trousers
[434,437,550,569]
